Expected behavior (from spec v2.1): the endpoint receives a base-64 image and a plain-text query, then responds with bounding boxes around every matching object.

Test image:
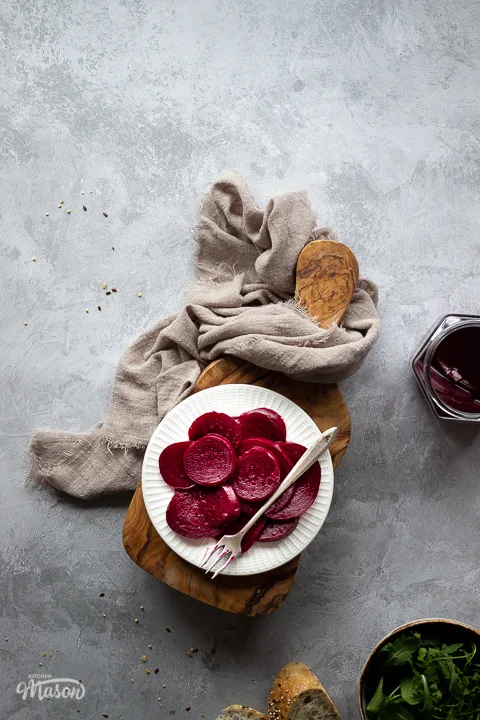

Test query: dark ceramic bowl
[358,618,480,719]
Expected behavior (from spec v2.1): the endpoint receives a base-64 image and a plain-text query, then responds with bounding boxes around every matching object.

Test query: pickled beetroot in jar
[412,315,480,422]
[430,326,480,414]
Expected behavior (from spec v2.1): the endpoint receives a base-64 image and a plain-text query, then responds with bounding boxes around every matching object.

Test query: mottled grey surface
[1,0,480,718]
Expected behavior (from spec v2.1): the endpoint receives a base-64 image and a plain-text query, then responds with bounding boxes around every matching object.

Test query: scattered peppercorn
[98,306,101,311]
[154,668,159,674]
[83,205,87,211]
[106,291,111,295]
[211,648,216,654]
[165,628,171,633]
[103,212,108,217]
[111,288,117,293]
[99,593,105,597]
[186,707,191,712]
[102,715,109,718]
[191,648,198,654]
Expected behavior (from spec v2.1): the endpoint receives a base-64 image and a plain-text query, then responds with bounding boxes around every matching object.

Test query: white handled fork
[201,426,338,579]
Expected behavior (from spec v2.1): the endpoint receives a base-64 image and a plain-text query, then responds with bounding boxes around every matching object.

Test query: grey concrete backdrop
[1,0,480,718]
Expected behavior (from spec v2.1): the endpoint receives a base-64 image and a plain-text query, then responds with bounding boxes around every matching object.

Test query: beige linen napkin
[29,171,380,499]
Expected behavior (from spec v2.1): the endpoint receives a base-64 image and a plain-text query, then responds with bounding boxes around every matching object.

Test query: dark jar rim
[424,319,480,420]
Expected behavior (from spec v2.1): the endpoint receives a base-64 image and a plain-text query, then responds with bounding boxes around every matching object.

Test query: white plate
[142,385,334,576]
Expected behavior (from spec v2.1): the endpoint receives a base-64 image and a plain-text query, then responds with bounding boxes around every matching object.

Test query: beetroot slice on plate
[239,498,262,516]
[238,408,287,442]
[262,483,296,515]
[159,441,194,489]
[184,434,236,486]
[232,447,281,501]
[240,485,295,516]
[266,462,321,520]
[188,411,241,447]
[279,442,307,465]
[237,439,291,478]
[199,485,241,527]
[166,490,218,539]
[220,514,266,552]
[238,439,296,514]
[258,518,299,542]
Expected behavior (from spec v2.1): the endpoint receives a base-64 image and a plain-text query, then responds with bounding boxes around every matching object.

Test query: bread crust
[267,663,340,720]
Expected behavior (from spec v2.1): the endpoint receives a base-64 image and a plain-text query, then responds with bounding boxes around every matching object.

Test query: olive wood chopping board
[122,238,357,616]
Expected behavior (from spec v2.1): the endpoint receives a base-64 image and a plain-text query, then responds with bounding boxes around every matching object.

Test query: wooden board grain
[123,239,356,616]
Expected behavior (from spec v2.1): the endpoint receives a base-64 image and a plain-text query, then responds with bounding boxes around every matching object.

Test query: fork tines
[201,543,235,579]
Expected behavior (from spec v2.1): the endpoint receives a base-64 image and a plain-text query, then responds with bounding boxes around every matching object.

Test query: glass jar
[412,314,480,422]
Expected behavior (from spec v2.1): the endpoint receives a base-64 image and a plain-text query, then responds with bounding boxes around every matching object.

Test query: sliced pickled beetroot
[238,408,287,442]
[237,439,292,477]
[239,484,295,516]
[279,442,307,464]
[184,434,236,486]
[159,441,194,489]
[429,366,480,414]
[221,514,266,552]
[266,462,321,520]
[239,498,262,516]
[199,485,241,527]
[238,439,296,514]
[188,411,241,447]
[263,483,296,515]
[232,447,281,501]
[258,518,299,542]
[166,490,218,539]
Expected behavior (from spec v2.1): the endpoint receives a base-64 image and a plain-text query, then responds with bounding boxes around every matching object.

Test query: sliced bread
[268,663,341,720]
[216,705,268,720]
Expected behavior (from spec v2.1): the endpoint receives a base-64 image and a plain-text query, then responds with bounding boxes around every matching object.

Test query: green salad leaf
[383,635,421,666]
[365,631,480,720]
[400,678,421,706]
[367,677,386,713]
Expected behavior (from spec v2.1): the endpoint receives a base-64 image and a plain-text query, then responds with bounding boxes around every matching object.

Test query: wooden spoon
[296,238,359,328]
